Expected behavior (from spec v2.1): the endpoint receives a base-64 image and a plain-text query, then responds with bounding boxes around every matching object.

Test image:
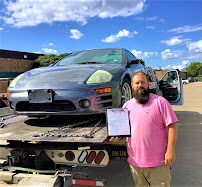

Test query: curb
[0,107,11,116]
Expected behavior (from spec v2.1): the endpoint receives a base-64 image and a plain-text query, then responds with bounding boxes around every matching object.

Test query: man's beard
[133,87,150,104]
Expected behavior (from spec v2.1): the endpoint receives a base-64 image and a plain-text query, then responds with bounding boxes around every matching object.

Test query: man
[110,71,178,187]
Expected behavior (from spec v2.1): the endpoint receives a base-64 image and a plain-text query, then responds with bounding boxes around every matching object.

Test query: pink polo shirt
[123,94,178,167]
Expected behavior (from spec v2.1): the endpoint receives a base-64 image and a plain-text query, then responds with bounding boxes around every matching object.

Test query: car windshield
[55,49,123,66]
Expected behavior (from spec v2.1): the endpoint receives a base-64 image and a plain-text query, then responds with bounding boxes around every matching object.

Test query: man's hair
[132,71,150,82]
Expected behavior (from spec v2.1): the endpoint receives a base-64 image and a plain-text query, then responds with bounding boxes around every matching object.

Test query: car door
[159,69,183,105]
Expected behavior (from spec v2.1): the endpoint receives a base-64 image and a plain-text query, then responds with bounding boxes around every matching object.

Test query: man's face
[131,72,150,104]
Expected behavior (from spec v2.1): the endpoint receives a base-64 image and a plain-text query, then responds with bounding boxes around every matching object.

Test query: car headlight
[9,73,25,88]
[86,70,112,84]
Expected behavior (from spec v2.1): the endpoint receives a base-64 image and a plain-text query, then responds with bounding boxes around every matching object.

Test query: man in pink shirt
[110,71,178,187]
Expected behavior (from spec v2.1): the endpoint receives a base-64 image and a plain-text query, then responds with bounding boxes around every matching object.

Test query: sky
[0,0,202,70]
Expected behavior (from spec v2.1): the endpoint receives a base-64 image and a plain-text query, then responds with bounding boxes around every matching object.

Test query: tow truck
[0,69,183,186]
[0,112,129,186]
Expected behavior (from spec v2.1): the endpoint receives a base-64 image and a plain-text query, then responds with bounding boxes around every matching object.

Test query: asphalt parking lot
[171,82,202,187]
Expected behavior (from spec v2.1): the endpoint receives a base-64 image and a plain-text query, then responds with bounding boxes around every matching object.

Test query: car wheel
[121,79,132,106]
[183,82,187,85]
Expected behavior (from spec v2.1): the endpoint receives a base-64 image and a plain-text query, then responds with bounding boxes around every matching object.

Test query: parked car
[7,48,183,117]
[182,79,189,84]
[171,78,189,85]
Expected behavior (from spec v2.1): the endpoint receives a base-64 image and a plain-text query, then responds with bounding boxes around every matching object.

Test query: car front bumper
[8,85,121,116]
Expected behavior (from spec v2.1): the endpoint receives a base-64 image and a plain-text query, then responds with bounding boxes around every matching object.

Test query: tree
[183,62,202,77]
[33,53,68,68]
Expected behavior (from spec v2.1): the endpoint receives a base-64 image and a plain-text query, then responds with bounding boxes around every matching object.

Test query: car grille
[96,94,113,108]
[16,100,76,112]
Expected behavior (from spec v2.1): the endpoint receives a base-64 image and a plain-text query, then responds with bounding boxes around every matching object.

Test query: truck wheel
[121,79,132,106]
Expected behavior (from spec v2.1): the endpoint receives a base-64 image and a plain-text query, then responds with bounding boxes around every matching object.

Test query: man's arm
[165,122,178,166]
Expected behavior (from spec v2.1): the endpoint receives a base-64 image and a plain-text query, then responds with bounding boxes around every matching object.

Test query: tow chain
[33,117,105,139]
[0,115,16,128]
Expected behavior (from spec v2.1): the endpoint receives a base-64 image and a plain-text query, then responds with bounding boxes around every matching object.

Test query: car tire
[121,78,132,106]
[183,82,187,85]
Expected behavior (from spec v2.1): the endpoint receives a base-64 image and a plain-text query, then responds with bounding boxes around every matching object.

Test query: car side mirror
[129,59,140,64]
[127,59,140,68]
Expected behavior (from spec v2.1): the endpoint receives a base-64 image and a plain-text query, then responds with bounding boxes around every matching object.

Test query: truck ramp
[0,114,108,143]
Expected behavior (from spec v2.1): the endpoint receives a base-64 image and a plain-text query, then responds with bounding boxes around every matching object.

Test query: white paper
[107,109,130,137]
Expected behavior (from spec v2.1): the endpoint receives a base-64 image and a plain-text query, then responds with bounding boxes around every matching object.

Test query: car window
[162,71,178,85]
[125,50,136,61]
[55,49,123,65]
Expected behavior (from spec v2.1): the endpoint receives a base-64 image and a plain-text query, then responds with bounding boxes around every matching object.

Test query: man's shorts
[129,164,171,187]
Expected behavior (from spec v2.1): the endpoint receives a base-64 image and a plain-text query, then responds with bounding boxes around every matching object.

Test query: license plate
[28,90,53,103]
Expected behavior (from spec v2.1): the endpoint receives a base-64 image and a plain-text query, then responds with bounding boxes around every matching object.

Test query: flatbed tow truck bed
[0,114,126,186]
[0,115,107,143]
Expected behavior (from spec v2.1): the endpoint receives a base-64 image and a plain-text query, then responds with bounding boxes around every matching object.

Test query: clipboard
[106,108,131,138]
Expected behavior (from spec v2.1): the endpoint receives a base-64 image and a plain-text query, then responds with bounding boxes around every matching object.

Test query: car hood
[15,64,124,89]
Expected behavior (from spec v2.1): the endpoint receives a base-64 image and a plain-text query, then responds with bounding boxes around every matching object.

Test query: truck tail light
[94,151,105,165]
[86,151,96,164]
[78,151,88,163]
[65,151,75,161]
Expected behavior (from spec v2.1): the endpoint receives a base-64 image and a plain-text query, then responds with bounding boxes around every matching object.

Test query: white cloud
[101,29,136,43]
[172,65,184,70]
[160,18,165,23]
[49,43,54,46]
[0,28,3,31]
[135,16,165,23]
[101,35,120,43]
[161,36,190,46]
[169,24,202,33]
[161,49,184,60]
[164,60,189,71]
[146,26,155,29]
[117,29,134,38]
[186,40,202,52]
[131,49,158,59]
[70,29,84,39]
[166,65,171,69]
[42,48,57,54]
[2,0,146,27]
[146,16,158,21]
[185,53,202,60]
[182,60,189,65]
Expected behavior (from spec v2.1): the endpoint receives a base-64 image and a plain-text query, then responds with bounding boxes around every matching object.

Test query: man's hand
[165,122,178,166]
[165,151,176,166]
[109,137,122,142]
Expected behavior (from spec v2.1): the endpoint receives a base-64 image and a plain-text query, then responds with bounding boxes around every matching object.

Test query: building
[0,49,44,78]
[0,49,44,107]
